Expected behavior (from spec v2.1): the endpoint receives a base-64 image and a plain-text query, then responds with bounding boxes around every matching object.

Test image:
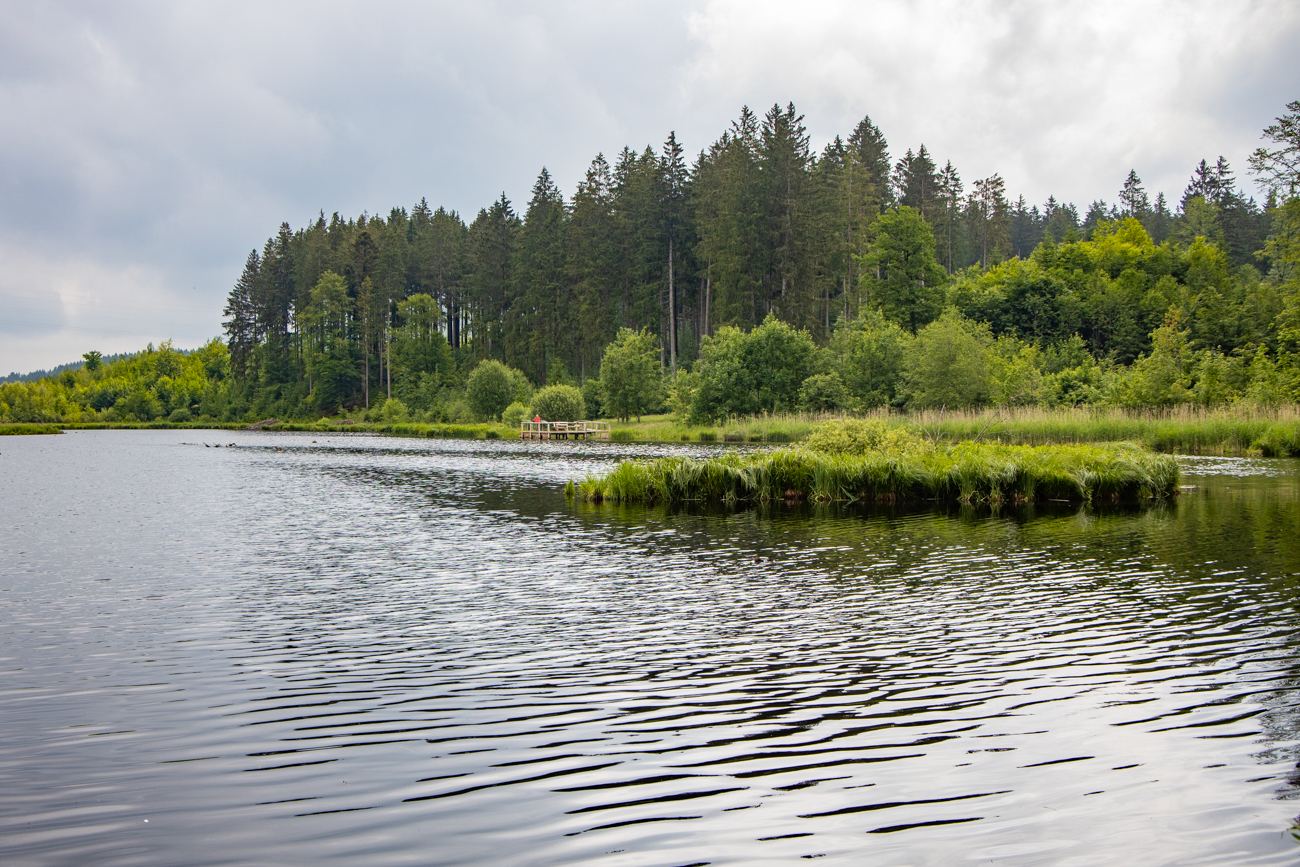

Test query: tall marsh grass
[603,405,1300,455]
[580,440,1180,506]
[0,423,62,435]
[909,405,1300,456]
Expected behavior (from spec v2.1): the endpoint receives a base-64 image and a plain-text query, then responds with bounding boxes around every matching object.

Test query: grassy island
[578,420,1180,506]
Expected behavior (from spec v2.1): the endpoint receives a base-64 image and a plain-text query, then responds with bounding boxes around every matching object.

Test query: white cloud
[678,0,1300,205]
[0,243,221,374]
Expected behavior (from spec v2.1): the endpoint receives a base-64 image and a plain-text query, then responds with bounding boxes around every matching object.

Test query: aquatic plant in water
[579,423,1179,506]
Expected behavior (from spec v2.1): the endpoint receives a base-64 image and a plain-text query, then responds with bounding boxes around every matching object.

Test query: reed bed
[601,405,1300,456]
[909,405,1300,456]
[579,441,1180,506]
[0,423,62,435]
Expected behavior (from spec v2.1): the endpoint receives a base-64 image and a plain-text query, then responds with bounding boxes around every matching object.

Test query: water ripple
[1,432,1299,865]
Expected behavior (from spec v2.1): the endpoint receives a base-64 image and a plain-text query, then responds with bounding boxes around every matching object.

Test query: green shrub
[798,372,850,411]
[698,431,717,442]
[530,384,585,421]
[168,407,193,423]
[466,360,519,421]
[610,429,635,443]
[502,401,528,430]
[380,397,410,423]
[805,418,923,455]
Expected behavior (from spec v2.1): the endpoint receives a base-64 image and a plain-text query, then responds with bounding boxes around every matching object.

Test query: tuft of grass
[579,440,1179,507]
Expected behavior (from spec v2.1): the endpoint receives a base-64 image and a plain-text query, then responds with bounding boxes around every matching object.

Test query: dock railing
[520,420,611,440]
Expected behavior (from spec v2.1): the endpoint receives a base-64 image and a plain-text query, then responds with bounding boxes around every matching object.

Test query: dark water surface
[3,430,1300,866]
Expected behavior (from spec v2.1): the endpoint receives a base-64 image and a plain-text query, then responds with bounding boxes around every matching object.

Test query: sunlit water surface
[2,430,1300,866]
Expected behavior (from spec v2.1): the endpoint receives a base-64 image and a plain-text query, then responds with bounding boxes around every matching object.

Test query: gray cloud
[1,0,1295,373]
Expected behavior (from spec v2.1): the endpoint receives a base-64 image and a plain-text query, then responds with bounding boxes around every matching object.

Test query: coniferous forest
[3,101,1300,426]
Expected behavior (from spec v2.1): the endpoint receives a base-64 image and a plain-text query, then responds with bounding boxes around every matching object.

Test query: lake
[2,430,1299,866]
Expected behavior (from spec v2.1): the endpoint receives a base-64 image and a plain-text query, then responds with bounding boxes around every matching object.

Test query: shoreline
[3,405,1297,456]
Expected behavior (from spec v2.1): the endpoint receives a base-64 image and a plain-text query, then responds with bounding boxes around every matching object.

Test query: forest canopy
[3,100,1299,426]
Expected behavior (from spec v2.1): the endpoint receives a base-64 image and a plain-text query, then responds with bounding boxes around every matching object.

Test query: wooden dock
[520,420,611,441]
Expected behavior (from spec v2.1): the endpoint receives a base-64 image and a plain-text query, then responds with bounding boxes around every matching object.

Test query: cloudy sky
[2,0,1297,375]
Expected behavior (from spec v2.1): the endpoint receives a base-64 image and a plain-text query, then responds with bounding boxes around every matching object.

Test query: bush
[804,419,924,456]
[168,407,193,423]
[698,431,717,442]
[609,429,635,443]
[798,372,851,411]
[830,309,910,408]
[530,384,585,421]
[902,309,994,408]
[689,315,816,422]
[445,399,475,423]
[502,401,528,430]
[466,360,518,421]
[381,398,410,423]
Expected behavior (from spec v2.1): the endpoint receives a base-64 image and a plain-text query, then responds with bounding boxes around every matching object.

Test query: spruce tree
[1118,170,1151,219]
[513,168,568,383]
[224,250,261,383]
[661,131,690,371]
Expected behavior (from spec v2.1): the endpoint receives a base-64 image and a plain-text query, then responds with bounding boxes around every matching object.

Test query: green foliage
[300,271,359,412]
[829,309,910,408]
[545,357,574,386]
[502,401,528,429]
[0,424,62,435]
[82,351,102,372]
[902,309,994,408]
[858,206,947,332]
[530,384,585,421]
[689,314,816,422]
[1,339,229,424]
[1249,100,1300,197]
[599,327,661,421]
[798,372,850,411]
[380,397,411,423]
[1109,309,1192,407]
[465,360,519,421]
[804,418,923,455]
[393,293,456,408]
[580,378,604,419]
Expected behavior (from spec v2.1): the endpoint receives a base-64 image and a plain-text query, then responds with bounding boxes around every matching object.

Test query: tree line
[2,101,1297,426]
[215,101,1286,421]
